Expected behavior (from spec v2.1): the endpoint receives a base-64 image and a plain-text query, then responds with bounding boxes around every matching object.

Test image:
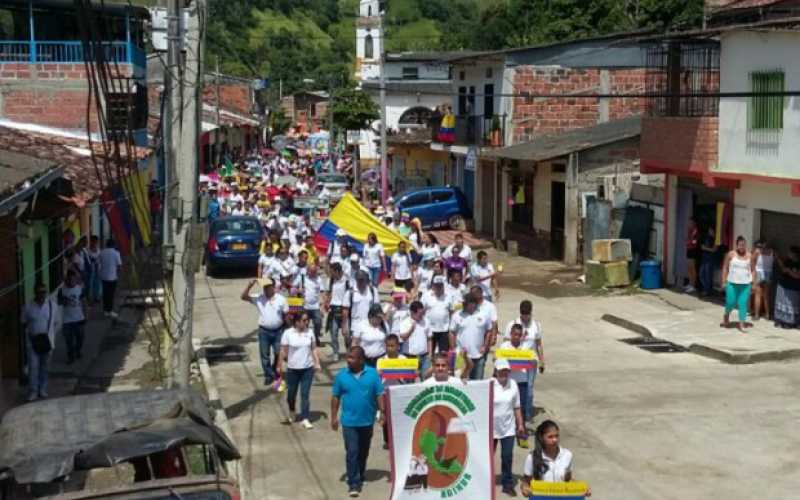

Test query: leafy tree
[332,88,380,132]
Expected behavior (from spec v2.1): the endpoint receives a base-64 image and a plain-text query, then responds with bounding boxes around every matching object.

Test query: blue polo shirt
[332,365,385,427]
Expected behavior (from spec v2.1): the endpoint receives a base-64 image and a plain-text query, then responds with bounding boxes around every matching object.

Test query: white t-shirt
[353,320,387,359]
[492,378,520,439]
[421,244,441,263]
[258,255,277,279]
[99,248,122,281]
[417,268,435,292]
[280,327,316,369]
[446,283,468,309]
[392,252,413,280]
[350,286,379,323]
[523,447,573,482]
[478,300,498,324]
[470,263,495,298]
[249,293,287,329]
[293,274,320,310]
[423,376,463,386]
[402,317,432,356]
[23,298,56,343]
[362,243,385,268]
[450,310,490,359]
[422,290,452,332]
[503,318,542,348]
[328,277,351,307]
[389,305,410,335]
[60,285,85,324]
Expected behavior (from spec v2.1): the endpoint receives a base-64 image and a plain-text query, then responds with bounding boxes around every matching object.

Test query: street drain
[205,345,248,364]
[620,337,688,353]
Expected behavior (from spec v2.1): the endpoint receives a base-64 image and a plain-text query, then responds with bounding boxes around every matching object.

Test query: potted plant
[490,115,502,146]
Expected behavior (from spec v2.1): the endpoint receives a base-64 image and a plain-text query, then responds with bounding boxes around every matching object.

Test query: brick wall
[640,116,719,173]
[0,88,99,130]
[202,83,252,115]
[511,67,645,144]
[0,63,132,80]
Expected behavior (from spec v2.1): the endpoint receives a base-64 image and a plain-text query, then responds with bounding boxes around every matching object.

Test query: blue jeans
[367,266,381,287]
[286,367,315,420]
[89,267,102,303]
[468,355,487,380]
[699,253,715,294]
[328,309,348,357]
[26,342,50,396]
[525,368,537,420]
[63,321,85,362]
[258,326,283,382]
[343,426,374,490]
[306,309,322,346]
[494,436,515,489]
[517,382,529,422]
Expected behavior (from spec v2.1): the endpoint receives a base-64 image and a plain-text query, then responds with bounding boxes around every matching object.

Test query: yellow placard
[377,358,419,371]
[530,480,588,497]
[495,348,537,362]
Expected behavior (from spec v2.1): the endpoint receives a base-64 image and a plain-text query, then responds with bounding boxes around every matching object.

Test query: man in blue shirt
[331,346,385,498]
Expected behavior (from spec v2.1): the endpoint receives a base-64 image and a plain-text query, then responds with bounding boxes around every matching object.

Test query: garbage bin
[640,260,662,290]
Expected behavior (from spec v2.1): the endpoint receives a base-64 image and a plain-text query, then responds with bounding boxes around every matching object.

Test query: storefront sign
[387,380,493,499]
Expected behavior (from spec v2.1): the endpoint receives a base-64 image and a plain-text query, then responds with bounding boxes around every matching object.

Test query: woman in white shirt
[521,420,590,497]
[60,269,87,364]
[721,236,755,332]
[420,233,441,263]
[362,232,387,287]
[352,305,388,366]
[492,359,525,496]
[392,241,414,288]
[277,312,321,430]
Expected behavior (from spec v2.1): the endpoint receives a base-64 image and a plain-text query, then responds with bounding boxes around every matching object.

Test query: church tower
[355,0,383,82]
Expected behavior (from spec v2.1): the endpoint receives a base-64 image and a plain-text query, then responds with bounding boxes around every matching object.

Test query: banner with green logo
[387,380,494,499]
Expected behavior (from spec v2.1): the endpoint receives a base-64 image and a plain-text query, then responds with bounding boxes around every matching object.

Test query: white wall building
[717,29,800,251]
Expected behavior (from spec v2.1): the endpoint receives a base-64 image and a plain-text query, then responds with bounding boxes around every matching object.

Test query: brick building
[0,0,149,145]
[431,34,656,263]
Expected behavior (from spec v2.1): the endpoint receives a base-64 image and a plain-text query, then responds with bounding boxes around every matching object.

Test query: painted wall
[383,61,450,81]
[732,179,800,244]
[389,145,449,188]
[718,30,800,179]
[450,60,506,117]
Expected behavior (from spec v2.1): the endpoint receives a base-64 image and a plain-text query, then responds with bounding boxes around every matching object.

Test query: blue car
[206,216,264,276]
[395,186,472,230]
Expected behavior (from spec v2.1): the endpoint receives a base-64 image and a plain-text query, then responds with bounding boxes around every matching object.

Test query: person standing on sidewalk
[22,282,57,401]
[721,236,755,333]
[99,239,122,319]
[331,346,385,498]
[277,312,321,429]
[492,359,525,497]
[241,278,288,386]
[59,269,87,364]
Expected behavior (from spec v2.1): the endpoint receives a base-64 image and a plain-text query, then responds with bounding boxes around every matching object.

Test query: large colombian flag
[314,193,410,256]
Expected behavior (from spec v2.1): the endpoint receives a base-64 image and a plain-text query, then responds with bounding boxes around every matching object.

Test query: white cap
[495,359,511,371]
[335,229,346,237]
[349,253,359,262]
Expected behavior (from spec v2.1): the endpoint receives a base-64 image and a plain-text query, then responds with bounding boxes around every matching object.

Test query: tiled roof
[0,126,152,202]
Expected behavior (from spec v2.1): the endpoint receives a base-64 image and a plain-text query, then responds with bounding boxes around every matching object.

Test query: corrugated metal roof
[482,116,641,162]
[0,150,60,198]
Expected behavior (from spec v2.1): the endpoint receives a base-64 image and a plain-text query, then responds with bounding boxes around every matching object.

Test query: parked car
[206,216,264,276]
[395,186,472,230]
[0,389,241,500]
[315,172,349,202]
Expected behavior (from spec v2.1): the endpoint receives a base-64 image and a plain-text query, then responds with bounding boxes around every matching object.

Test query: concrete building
[0,0,149,145]
[640,12,800,286]
[433,35,652,263]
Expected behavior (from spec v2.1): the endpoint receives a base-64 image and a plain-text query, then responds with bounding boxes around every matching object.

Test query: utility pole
[168,0,204,388]
[328,78,335,172]
[215,55,221,166]
[379,16,388,203]
[163,0,179,248]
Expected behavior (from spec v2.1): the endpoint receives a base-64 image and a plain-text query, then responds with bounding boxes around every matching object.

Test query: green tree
[332,88,380,132]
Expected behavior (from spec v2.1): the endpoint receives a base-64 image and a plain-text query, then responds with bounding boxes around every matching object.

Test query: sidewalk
[602,288,800,364]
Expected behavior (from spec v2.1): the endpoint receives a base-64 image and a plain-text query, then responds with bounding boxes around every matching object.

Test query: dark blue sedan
[206,216,264,276]
[395,186,472,230]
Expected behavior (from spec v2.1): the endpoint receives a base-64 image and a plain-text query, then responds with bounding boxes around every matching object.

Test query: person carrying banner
[493,359,525,497]
[503,300,545,421]
[450,294,493,381]
[423,352,462,385]
[331,346,386,498]
[520,420,591,497]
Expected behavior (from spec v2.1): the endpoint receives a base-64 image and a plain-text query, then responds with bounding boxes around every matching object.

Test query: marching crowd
[214,149,584,499]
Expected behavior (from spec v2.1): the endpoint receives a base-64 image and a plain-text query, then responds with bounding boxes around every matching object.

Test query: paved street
[193,254,800,500]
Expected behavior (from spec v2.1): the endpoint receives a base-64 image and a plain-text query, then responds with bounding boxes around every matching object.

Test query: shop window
[511,174,534,228]
[402,66,419,80]
[749,70,784,130]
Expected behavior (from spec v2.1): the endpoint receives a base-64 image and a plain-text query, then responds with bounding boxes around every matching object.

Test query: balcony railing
[453,114,507,147]
[0,40,142,66]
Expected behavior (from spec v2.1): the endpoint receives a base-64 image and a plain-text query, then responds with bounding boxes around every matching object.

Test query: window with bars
[749,70,784,130]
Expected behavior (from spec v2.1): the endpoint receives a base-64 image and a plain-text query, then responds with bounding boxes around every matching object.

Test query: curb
[193,339,249,500]
[600,313,800,365]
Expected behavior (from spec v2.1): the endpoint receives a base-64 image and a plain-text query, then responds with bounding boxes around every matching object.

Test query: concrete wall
[451,60,506,117]
[384,61,450,81]
[718,30,800,180]
[732,180,800,244]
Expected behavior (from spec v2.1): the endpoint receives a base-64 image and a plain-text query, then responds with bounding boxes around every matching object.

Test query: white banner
[387,380,494,500]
